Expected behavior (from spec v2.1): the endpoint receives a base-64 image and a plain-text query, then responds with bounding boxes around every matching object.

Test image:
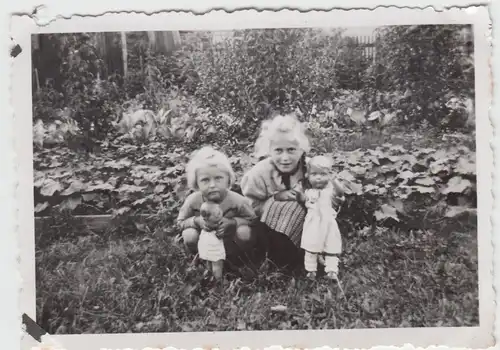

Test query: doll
[300,155,345,280]
[198,201,225,280]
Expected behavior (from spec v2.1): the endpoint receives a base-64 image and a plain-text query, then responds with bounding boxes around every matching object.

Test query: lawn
[35,128,479,334]
[36,210,478,333]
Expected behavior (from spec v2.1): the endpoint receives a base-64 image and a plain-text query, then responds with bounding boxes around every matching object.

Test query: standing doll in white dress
[301,155,346,281]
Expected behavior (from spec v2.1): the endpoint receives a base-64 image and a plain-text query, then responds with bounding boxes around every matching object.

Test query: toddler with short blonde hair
[177,146,257,281]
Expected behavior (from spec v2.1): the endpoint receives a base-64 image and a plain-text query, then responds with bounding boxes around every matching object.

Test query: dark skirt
[223,221,303,272]
[225,199,307,273]
[253,221,305,270]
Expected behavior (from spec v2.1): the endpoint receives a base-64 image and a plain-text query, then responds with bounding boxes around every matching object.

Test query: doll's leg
[304,251,318,278]
[324,255,340,279]
[212,260,224,280]
[324,222,342,278]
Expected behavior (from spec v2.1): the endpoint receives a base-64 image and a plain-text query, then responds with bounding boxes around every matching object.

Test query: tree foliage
[364,25,474,129]
[33,25,475,151]
[186,28,348,136]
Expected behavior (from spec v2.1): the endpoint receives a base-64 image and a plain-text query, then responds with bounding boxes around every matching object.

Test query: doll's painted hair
[185,146,236,190]
[254,114,311,159]
[307,155,333,174]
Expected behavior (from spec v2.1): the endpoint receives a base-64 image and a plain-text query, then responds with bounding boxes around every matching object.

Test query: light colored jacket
[240,158,305,217]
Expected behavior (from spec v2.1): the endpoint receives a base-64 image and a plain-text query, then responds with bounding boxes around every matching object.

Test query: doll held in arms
[300,155,346,281]
[197,201,226,280]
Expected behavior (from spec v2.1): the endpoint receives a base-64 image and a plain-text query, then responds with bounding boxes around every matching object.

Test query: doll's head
[200,201,223,229]
[307,155,333,189]
[254,114,310,174]
[186,146,235,202]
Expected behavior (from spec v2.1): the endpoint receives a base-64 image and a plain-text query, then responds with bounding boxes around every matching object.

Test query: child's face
[196,165,230,202]
[200,203,223,225]
[308,166,330,189]
[269,134,303,173]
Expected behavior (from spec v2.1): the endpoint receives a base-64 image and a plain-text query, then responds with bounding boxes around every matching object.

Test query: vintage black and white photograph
[12,7,494,350]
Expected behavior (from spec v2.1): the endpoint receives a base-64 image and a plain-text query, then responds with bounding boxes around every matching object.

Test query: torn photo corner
[11,6,494,350]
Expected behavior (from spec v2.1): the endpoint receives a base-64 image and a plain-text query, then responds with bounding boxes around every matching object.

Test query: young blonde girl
[177,146,257,280]
[301,155,346,280]
[240,114,310,268]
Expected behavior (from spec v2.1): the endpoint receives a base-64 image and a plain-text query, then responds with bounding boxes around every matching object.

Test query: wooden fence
[352,35,377,62]
[32,31,182,92]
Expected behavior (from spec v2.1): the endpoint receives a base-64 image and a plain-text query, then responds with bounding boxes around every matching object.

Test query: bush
[33,33,125,142]
[33,86,66,124]
[186,28,350,137]
[364,25,474,128]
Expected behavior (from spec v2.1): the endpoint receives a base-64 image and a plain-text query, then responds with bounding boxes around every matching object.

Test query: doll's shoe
[306,272,317,280]
[326,272,339,281]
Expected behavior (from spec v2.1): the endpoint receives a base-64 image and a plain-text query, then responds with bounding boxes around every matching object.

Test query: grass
[35,128,479,334]
[36,215,478,334]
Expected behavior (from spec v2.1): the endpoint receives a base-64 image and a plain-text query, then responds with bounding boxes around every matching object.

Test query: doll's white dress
[300,183,342,255]
[198,229,226,262]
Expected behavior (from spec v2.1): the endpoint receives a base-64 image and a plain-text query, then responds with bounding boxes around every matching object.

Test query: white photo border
[11,6,494,350]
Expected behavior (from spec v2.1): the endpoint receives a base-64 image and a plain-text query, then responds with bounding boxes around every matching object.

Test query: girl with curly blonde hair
[241,114,311,269]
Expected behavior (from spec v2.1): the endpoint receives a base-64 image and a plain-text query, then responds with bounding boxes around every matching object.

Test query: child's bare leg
[304,251,318,279]
[182,228,200,254]
[212,260,224,280]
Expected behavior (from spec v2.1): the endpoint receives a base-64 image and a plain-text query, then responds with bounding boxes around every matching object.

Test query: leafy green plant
[33,109,80,149]
[33,133,477,249]
[32,86,66,124]
[186,28,348,137]
[364,25,474,128]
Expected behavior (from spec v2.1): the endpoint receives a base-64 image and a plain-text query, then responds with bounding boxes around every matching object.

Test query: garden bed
[34,136,477,231]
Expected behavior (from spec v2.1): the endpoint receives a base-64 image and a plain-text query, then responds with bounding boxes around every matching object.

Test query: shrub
[186,28,349,137]
[364,25,474,128]
[32,86,66,123]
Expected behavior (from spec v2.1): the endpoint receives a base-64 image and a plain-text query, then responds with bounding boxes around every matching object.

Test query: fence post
[121,32,128,78]
[95,32,124,78]
[148,31,181,55]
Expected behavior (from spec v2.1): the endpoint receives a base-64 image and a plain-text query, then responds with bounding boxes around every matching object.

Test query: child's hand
[332,178,347,196]
[274,189,299,201]
[216,218,236,238]
[295,190,306,203]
